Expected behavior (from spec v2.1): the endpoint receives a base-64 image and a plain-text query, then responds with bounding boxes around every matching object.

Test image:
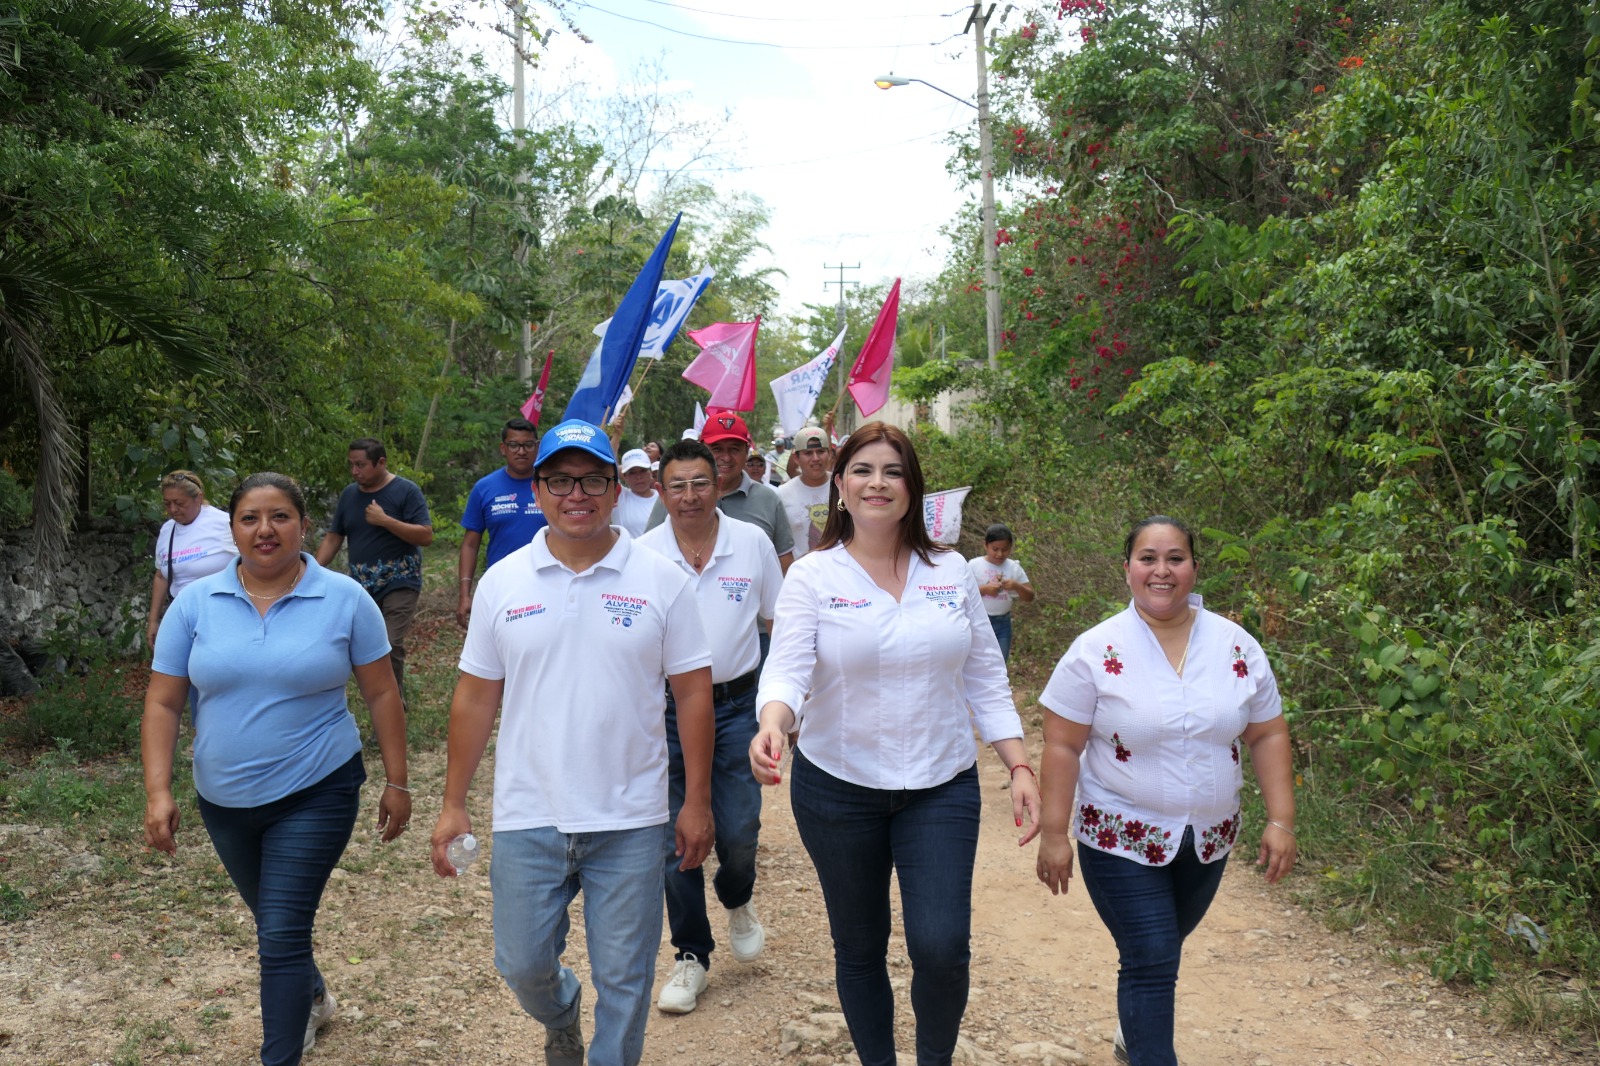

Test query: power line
[568,0,964,50]
[631,0,969,24]
[637,123,967,174]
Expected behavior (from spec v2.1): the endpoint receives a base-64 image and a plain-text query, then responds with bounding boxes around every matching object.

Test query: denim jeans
[789,748,981,1066]
[491,823,670,1066]
[1077,828,1229,1066]
[197,751,365,1066]
[664,684,762,970]
[988,613,1013,662]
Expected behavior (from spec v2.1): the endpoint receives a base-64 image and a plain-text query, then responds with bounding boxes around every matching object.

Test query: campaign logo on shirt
[490,491,521,516]
[601,593,648,627]
[918,584,962,610]
[717,576,752,602]
[827,596,872,610]
[505,603,547,622]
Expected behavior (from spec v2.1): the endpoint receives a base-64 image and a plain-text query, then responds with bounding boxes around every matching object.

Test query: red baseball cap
[699,410,752,446]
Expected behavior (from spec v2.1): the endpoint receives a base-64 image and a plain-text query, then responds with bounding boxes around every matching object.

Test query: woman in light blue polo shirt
[142,472,411,1066]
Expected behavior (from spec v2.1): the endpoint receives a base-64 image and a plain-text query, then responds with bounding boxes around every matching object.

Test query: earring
[836,499,847,513]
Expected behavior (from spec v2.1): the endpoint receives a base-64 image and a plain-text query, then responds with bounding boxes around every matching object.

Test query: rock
[780,1012,851,1053]
[422,905,455,919]
[61,852,102,876]
[1008,1041,1087,1065]
[951,1035,998,1065]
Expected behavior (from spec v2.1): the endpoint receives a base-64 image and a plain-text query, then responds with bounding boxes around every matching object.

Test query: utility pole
[823,263,860,429]
[513,2,532,387]
[965,2,1001,375]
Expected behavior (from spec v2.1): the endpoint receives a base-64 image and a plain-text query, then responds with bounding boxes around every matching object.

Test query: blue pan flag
[562,213,684,424]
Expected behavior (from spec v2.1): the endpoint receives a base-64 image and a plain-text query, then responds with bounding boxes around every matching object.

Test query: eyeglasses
[538,474,615,496]
[664,478,715,497]
[503,441,537,452]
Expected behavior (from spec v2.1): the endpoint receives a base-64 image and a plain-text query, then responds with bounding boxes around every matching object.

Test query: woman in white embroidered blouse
[750,421,1040,1066]
[1034,516,1296,1066]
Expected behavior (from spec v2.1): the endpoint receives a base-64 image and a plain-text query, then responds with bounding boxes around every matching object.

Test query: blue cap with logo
[535,419,617,469]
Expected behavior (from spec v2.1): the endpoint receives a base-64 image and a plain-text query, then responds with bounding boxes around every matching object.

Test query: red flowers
[1338,55,1364,68]
[1232,645,1249,677]
[1103,644,1124,674]
[1144,841,1169,864]
[1112,732,1132,762]
[1022,266,1035,277]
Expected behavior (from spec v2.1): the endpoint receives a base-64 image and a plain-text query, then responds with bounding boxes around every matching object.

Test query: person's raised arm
[353,656,410,843]
[141,671,191,855]
[1243,715,1297,883]
[667,666,715,871]
[429,671,505,877]
[1036,714,1090,895]
[456,531,483,629]
[364,501,433,546]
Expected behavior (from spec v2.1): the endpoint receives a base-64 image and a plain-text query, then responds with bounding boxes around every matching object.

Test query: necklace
[241,561,304,602]
[1172,607,1197,678]
[675,517,718,571]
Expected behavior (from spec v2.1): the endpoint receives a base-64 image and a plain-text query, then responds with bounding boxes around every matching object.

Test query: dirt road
[1,738,1585,1065]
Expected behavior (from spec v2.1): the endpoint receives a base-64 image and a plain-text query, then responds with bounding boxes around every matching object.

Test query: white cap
[620,448,651,473]
[681,428,700,440]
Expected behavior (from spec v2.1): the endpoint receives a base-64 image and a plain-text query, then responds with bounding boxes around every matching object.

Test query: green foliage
[1,608,141,758]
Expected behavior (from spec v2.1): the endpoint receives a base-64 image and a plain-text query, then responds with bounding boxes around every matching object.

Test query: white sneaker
[303,988,336,1054]
[656,954,708,1014]
[727,902,765,962]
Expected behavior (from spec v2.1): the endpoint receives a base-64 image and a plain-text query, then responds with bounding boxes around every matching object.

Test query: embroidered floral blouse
[1038,594,1283,866]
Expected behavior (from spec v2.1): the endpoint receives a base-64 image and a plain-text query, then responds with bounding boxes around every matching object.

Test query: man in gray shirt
[647,411,793,573]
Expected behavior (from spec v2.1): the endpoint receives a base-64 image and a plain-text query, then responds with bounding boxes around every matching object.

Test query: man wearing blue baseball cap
[430,418,717,1066]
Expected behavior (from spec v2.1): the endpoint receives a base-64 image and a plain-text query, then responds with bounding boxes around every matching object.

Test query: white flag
[607,385,634,426]
[591,270,715,362]
[686,401,706,439]
[769,327,846,436]
[923,486,972,545]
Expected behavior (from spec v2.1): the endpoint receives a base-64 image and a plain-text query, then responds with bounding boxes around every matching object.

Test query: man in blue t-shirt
[456,417,547,629]
[315,437,434,693]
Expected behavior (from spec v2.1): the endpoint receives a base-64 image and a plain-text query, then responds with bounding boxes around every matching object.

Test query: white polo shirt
[1038,594,1284,867]
[756,544,1022,790]
[776,477,830,560]
[459,527,712,833]
[636,514,783,683]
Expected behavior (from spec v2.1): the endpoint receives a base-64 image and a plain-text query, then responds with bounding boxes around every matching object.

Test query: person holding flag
[456,417,547,629]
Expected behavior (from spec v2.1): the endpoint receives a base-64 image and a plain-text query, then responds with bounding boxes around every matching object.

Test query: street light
[873,12,1002,378]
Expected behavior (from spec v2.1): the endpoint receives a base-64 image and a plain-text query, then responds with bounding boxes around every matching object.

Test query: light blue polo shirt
[152,554,391,808]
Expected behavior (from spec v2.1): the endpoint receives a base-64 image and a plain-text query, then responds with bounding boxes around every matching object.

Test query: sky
[498,0,1006,316]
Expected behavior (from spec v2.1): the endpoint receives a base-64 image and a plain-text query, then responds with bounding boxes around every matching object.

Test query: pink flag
[683,318,760,411]
[521,348,555,425]
[847,279,900,417]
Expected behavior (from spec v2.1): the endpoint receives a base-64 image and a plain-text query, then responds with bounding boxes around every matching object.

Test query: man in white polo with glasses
[637,438,784,1015]
[431,418,716,1066]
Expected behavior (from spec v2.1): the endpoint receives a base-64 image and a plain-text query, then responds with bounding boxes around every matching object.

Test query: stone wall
[0,521,149,695]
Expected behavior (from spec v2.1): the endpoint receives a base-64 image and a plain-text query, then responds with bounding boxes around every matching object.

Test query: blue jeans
[789,748,981,1066]
[664,684,763,970]
[1078,829,1229,1066]
[491,824,670,1066]
[197,752,365,1066]
[988,613,1013,662]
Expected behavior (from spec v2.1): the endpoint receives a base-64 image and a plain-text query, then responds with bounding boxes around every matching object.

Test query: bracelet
[385,782,412,794]
[1266,819,1295,836]
[1009,764,1037,780]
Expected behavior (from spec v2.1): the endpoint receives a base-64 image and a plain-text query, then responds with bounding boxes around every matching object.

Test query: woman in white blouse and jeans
[750,422,1041,1066]
[1035,516,1297,1066]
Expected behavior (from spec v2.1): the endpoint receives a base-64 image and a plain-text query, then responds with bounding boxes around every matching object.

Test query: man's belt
[712,669,759,703]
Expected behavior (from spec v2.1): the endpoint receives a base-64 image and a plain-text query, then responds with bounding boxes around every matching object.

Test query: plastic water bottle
[446,833,481,876]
